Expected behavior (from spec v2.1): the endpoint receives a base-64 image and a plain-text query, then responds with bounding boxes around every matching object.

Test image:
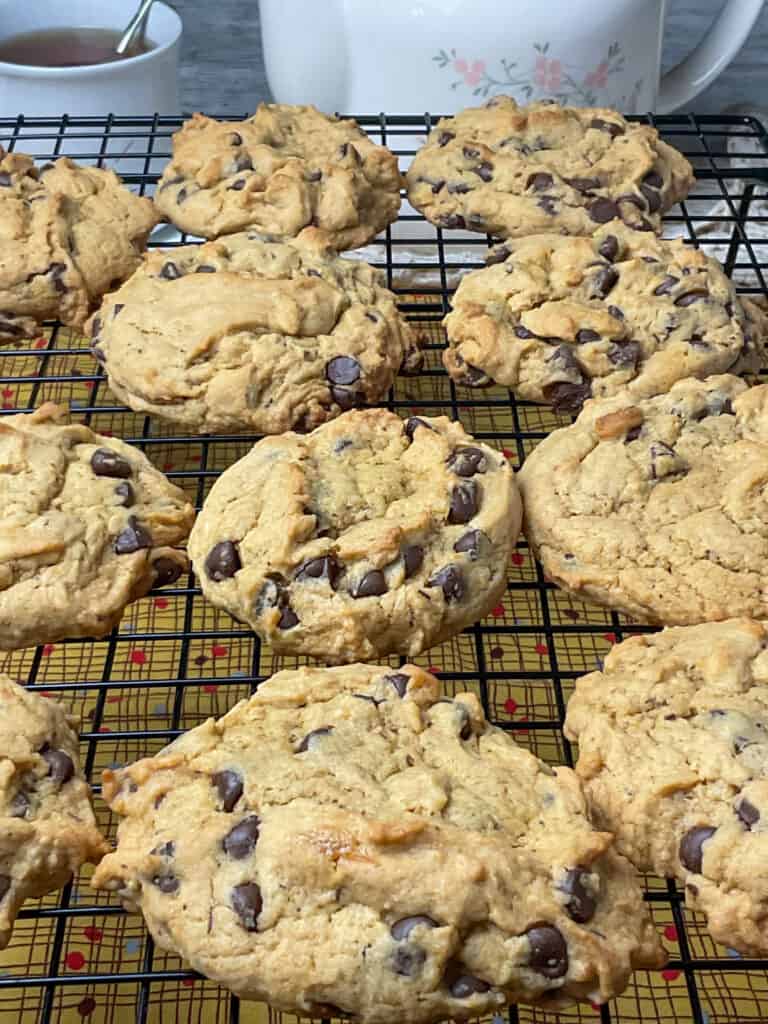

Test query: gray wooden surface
[172,0,768,115]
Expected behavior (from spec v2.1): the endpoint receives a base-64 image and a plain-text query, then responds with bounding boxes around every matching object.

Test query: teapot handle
[259,0,347,112]
[657,0,764,113]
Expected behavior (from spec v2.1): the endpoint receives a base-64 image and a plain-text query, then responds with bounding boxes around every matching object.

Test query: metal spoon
[115,0,155,56]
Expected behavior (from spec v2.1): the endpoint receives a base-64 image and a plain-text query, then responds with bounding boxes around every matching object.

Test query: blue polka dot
[727,947,741,958]
[106,761,123,771]
[125,938,141,955]
[152,703,167,717]
[231,670,248,678]
[701,1012,710,1024]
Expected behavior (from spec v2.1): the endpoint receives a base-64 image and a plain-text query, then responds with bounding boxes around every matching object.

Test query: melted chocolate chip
[330,386,363,412]
[526,923,568,978]
[675,290,708,307]
[538,195,557,215]
[278,605,299,629]
[148,558,180,589]
[0,877,9,902]
[385,673,409,698]
[404,416,433,441]
[559,868,596,923]
[205,541,241,581]
[462,145,480,159]
[607,304,624,320]
[326,356,361,386]
[589,198,620,224]
[229,132,243,146]
[392,946,426,976]
[485,246,511,266]
[160,261,181,280]
[448,480,479,524]
[736,799,760,829]
[526,172,553,192]
[576,329,600,344]
[654,275,679,296]
[447,181,471,194]
[459,363,494,387]
[212,770,243,812]
[565,176,601,193]
[196,264,216,273]
[296,726,334,753]
[295,555,343,590]
[472,161,493,182]
[447,447,487,477]
[542,380,592,413]
[591,265,619,299]
[231,882,262,931]
[9,792,29,818]
[91,448,132,479]
[115,481,135,508]
[679,826,716,874]
[644,170,663,189]
[42,749,73,789]
[114,517,152,555]
[445,963,491,998]
[608,340,641,367]
[391,915,438,940]
[403,545,424,578]
[438,131,455,147]
[223,815,261,859]
[426,565,465,602]
[589,118,625,137]
[353,570,387,598]
[598,235,619,262]
[152,874,179,894]
[640,184,662,213]
[437,213,466,230]
[453,529,487,561]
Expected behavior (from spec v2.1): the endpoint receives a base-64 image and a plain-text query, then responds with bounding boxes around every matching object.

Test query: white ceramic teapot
[259,0,763,114]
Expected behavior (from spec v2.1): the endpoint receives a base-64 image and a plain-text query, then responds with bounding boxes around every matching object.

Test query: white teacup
[0,0,181,119]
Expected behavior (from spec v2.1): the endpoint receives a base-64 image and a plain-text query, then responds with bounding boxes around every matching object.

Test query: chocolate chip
[115,482,135,508]
[229,132,242,146]
[438,131,455,147]
[654,276,679,296]
[689,334,709,350]
[234,153,253,172]
[41,746,74,786]
[205,541,241,581]
[706,393,733,417]
[644,170,663,189]
[462,145,480,159]
[679,826,716,873]
[447,447,487,477]
[591,265,619,298]
[640,184,662,213]
[90,316,102,339]
[212,770,243,812]
[0,877,9,902]
[326,356,361,386]
[330,387,363,411]
[453,529,488,561]
[48,263,67,294]
[392,946,426,976]
[404,417,433,441]
[9,792,29,818]
[176,187,189,204]
[526,923,568,978]
[457,705,472,740]
[576,329,600,344]
[598,235,619,262]
[608,304,624,320]
[391,915,438,940]
[559,868,596,923]
[589,198,620,224]
[542,380,592,413]
[231,882,262,931]
[114,517,152,555]
[353,570,387,598]
[296,726,334,753]
[514,325,535,339]
[426,565,465,602]
[565,176,601,192]
[589,118,625,137]
[307,170,322,183]
[736,799,760,829]
[160,261,181,280]
[448,480,479,524]
[447,181,471,194]
[151,558,182,588]
[446,964,491,998]
[675,290,708,307]
[151,841,175,857]
[485,246,510,266]
[459,363,494,387]
[617,192,645,211]
[0,172,10,187]
[295,555,343,590]
[91,448,132,479]
[437,213,466,230]
[152,874,179,894]
[403,545,424,578]
[196,265,216,273]
[608,340,640,367]
[385,673,409,697]
[526,172,553,192]
[278,606,299,629]
[538,195,557,215]
[228,179,246,191]
[472,161,493,182]
[223,815,261,859]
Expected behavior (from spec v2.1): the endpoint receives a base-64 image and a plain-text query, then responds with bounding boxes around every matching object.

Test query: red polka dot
[77,996,96,1017]
[83,926,103,943]
[502,448,514,459]
[66,951,86,970]
[211,644,227,658]
[534,642,548,655]
[428,666,441,676]
[42,644,55,656]
[154,597,169,610]
[98,726,111,733]
[490,603,505,617]
[490,646,504,659]
[2,401,15,409]
[101,429,113,437]
[203,684,219,694]
[590,1004,601,1014]
[661,969,680,982]
[510,552,524,566]
[664,925,679,943]
[182,978,195,987]
[34,337,48,349]
[85,380,96,390]
[515,719,530,734]
[603,632,617,644]
[163,462,174,472]
[106,695,122,704]
[130,650,146,665]
[504,698,518,715]
[2,388,13,398]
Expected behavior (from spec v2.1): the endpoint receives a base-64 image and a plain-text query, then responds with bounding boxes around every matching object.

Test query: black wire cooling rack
[0,111,767,1024]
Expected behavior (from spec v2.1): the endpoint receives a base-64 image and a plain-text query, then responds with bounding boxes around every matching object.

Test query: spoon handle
[115,0,155,56]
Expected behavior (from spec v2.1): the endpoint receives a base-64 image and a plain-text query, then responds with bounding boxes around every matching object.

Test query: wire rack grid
[0,110,766,1024]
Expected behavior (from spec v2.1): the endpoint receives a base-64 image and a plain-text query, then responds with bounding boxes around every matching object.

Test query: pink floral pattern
[433,42,643,110]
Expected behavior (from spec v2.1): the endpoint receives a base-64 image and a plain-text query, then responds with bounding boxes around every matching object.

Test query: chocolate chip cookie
[566,618,768,955]
[444,224,767,412]
[88,231,419,435]
[518,375,768,625]
[189,409,520,662]
[154,105,402,250]
[0,403,194,651]
[406,97,693,239]
[0,147,158,343]
[0,675,107,949]
[92,662,664,1020]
